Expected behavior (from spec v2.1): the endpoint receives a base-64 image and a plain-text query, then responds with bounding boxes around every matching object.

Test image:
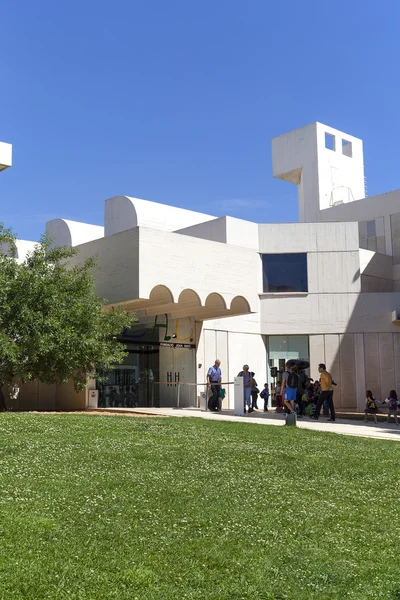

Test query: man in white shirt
[207,359,222,411]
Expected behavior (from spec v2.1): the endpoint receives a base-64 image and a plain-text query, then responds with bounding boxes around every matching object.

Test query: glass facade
[96,316,196,409]
[267,335,309,406]
[262,254,308,293]
[97,343,160,408]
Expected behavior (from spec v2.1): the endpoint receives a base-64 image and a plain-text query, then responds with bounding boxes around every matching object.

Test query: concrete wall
[198,326,267,409]
[46,219,104,247]
[258,221,359,254]
[177,216,259,250]
[67,228,140,304]
[320,188,400,257]
[272,122,364,223]
[310,332,400,410]
[360,249,394,292]
[358,217,385,254]
[7,380,87,411]
[105,196,214,237]
[138,227,260,309]
[2,240,38,263]
[176,217,228,244]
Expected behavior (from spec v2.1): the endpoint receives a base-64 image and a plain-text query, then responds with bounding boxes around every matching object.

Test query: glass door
[96,344,160,408]
[159,345,196,407]
[267,336,309,406]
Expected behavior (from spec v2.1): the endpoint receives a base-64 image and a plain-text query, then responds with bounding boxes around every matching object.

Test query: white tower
[272,122,365,223]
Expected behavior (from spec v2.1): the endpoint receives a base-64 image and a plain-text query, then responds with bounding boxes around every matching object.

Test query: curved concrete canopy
[105,286,254,321]
[46,219,104,248]
[104,196,215,237]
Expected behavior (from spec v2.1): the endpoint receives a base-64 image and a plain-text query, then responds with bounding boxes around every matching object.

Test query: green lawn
[0,414,399,599]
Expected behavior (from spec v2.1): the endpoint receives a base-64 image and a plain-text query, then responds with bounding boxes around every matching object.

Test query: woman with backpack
[281,363,298,415]
[385,390,399,425]
[364,390,379,424]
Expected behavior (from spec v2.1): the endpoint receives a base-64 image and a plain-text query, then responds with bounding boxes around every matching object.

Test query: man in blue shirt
[207,359,222,411]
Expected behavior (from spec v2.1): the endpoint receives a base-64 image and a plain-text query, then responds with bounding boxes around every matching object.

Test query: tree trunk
[0,387,7,412]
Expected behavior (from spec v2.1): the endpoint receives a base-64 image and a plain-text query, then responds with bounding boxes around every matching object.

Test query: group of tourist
[207,358,400,424]
[207,359,336,418]
[279,361,336,421]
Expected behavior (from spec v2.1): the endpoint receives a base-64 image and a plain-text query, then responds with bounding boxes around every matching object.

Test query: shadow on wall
[316,287,400,412]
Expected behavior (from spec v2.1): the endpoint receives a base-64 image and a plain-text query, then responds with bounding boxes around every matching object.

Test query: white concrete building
[8,123,400,411]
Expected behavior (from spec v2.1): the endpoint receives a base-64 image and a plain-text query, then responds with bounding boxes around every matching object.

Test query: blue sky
[1,0,399,240]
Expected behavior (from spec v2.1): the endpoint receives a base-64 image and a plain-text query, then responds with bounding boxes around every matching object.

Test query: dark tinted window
[262,254,308,293]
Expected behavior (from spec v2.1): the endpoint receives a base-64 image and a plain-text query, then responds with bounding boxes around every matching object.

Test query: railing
[96,380,237,410]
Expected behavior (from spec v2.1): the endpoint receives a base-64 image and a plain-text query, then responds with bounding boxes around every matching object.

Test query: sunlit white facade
[9,123,400,411]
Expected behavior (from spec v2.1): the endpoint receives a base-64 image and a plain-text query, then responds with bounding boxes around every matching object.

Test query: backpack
[367,397,377,410]
[287,371,299,389]
[388,397,398,410]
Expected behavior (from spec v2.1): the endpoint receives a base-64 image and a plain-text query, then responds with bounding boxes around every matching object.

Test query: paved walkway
[93,407,400,442]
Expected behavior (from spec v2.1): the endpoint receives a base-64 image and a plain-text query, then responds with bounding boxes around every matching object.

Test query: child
[386,390,399,425]
[260,383,270,412]
[274,381,283,413]
[364,390,378,423]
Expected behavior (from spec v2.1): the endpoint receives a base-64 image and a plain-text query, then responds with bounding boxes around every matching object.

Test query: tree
[0,224,133,410]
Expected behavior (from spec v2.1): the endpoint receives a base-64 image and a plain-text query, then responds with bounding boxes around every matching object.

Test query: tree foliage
[0,224,133,408]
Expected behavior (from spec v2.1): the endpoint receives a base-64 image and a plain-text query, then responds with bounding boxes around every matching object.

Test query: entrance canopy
[106,285,253,321]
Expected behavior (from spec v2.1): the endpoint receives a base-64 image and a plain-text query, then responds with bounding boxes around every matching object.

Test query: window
[325,132,335,151]
[366,220,376,238]
[262,254,308,293]
[342,139,353,157]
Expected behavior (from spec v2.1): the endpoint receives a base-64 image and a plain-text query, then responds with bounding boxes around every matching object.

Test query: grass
[0,414,399,600]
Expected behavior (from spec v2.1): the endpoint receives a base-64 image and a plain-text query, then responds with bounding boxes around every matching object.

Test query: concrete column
[309,335,325,382]
[234,377,244,416]
[354,334,366,412]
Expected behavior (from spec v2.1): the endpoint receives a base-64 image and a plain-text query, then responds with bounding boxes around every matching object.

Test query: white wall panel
[364,333,380,398]
[309,335,325,382]
[339,334,356,408]
[324,334,342,407]
[379,333,396,400]
[227,332,267,409]
[393,333,400,396]
[354,334,366,411]
[216,330,229,408]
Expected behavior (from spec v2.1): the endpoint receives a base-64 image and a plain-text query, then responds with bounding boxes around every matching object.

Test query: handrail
[98,380,237,410]
[142,381,234,386]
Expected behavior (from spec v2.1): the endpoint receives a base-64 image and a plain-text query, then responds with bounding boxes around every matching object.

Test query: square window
[342,139,353,157]
[325,132,336,151]
[366,220,376,238]
[262,254,308,293]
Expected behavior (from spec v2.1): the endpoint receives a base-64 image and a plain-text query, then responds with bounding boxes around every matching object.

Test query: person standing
[207,359,222,411]
[260,383,270,412]
[364,390,378,424]
[238,365,254,413]
[274,381,283,412]
[251,374,260,410]
[314,363,336,422]
[296,367,307,418]
[281,363,298,414]
[385,390,399,425]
